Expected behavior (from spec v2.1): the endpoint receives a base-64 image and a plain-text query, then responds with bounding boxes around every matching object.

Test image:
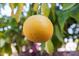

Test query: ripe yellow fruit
[23,15,54,42]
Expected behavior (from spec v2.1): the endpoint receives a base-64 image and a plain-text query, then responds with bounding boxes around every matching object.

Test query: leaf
[33,3,39,12]
[70,4,79,23]
[0,48,5,55]
[21,38,28,46]
[52,35,62,51]
[55,25,64,42]
[56,10,70,31]
[45,39,54,55]
[41,4,50,17]
[51,3,56,22]
[4,43,12,55]
[15,45,20,54]
[62,3,76,11]
[72,12,79,23]
[9,3,14,9]
[9,3,15,16]
[26,4,33,17]
[0,18,6,27]
[15,3,24,23]
[0,39,6,48]
[57,4,78,31]
[0,32,4,37]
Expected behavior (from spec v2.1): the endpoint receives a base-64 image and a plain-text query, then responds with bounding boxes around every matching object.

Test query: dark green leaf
[0,47,5,55]
[70,4,79,23]
[51,3,56,22]
[57,4,79,31]
[62,3,76,11]
[4,43,12,55]
[56,10,70,31]
[52,35,63,51]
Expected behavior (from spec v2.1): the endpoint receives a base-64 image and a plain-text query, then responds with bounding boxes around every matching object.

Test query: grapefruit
[23,15,54,42]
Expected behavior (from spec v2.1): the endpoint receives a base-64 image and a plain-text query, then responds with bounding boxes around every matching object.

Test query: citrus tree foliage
[0,3,79,56]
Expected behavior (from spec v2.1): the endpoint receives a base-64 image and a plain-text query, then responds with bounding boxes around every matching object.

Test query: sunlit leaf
[15,3,24,23]
[45,39,54,55]
[9,3,14,9]
[0,32,4,37]
[33,3,39,12]
[0,39,5,48]
[41,4,50,16]
[0,48,5,55]
[9,3,15,16]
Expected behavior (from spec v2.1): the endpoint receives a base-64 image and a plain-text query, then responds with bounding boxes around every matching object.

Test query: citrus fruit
[23,15,54,42]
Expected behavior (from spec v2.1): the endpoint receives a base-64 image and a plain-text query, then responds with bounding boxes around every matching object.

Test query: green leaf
[9,3,14,9]
[41,4,50,16]
[51,3,56,22]
[52,35,62,51]
[56,10,69,31]
[15,45,20,54]
[45,39,54,55]
[4,43,12,55]
[0,39,6,48]
[33,3,39,12]
[20,39,27,46]
[70,4,79,23]
[26,4,33,17]
[72,13,79,23]
[55,25,64,42]
[15,3,24,23]
[57,4,79,31]
[9,3,15,17]
[62,3,76,11]
[0,47,5,56]
[0,32,4,37]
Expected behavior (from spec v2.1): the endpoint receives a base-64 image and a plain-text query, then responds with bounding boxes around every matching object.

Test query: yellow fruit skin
[23,15,53,42]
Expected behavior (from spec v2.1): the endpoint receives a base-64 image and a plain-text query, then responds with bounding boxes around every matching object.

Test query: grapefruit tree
[0,3,79,56]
